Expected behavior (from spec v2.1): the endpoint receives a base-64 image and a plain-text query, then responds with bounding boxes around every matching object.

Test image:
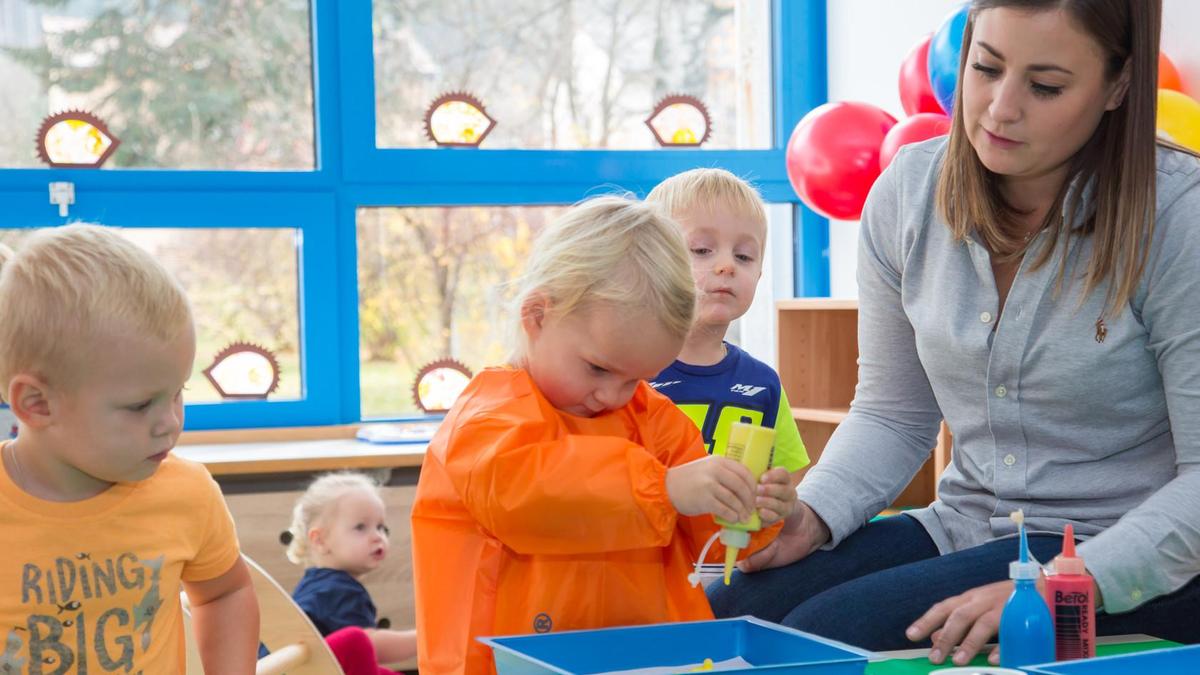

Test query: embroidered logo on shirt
[649,380,681,389]
[533,612,553,633]
[730,384,766,397]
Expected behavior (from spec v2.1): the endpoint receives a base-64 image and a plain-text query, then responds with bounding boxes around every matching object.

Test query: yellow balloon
[1157,89,1200,153]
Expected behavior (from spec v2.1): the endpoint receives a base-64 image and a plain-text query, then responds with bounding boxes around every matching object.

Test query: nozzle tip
[1018,522,1030,564]
[1063,523,1076,557]
[723,545,739,586]
[1009,509,1025,527]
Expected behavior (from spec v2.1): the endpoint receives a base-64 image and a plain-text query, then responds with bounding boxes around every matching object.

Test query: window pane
[0,228,302,403]
[356,206,564,418]
[0,1,314,169]
[373,0,772,150]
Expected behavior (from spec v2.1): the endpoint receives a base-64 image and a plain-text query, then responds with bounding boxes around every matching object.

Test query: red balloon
[879,113,952,171]
[1159,52,1184,92]
[786,102,897,221]
[899,34,943,116]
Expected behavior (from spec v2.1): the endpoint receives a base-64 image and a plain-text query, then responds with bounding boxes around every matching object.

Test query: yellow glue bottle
[714,422,776,585]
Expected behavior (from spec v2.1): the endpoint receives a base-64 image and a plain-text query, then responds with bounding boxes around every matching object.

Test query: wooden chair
[183,555,344,675]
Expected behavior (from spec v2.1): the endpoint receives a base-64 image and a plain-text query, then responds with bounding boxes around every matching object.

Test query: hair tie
[279,530,294,546]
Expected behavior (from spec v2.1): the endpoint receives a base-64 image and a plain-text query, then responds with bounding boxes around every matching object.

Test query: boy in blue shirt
[648,169,808,482]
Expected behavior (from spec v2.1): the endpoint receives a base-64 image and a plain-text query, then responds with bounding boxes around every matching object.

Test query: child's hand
[666,455,756,523]
[755,467,796,526]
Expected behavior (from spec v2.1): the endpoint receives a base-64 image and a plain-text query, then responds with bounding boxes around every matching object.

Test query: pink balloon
[899,35,943,116]
[786,102,898,221]
[879,113,952,171]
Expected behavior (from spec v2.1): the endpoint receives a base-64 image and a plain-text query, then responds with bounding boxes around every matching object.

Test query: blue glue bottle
[999,510,1055,669]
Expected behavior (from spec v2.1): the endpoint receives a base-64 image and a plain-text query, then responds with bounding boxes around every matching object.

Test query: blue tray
[1024,644,1200,675]
[478,617,871,674]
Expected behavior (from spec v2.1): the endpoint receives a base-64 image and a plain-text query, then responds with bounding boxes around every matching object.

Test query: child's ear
[8,375,53,430]
[307,526,327,553]
[520,293,550,339]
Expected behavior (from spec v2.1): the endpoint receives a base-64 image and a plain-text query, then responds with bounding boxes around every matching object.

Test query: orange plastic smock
[411,368,781,674]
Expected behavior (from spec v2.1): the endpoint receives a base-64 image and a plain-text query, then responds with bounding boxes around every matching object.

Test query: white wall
[733,203,794,367]
[823,0,1200,298]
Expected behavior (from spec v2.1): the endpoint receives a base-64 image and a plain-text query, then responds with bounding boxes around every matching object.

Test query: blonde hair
[937,0,1198,317]
[0,225,192,398]
[645,168,768,251]
[508,195,695,363]
[283,472,383,566]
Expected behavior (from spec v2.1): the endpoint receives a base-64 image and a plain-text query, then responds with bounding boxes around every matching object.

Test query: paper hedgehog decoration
[36,110,120,168]
[412,358,473,413]
[423,92,496,147]
[202,342,282,400]
[645,94,712,147]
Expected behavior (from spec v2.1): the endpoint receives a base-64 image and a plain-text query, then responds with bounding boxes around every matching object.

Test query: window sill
[175,425,426,476]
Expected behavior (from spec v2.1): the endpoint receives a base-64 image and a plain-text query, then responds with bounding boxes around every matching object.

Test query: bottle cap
[1057,523,1087,576]
[719,528,750,549]
[1010,559,1041,580]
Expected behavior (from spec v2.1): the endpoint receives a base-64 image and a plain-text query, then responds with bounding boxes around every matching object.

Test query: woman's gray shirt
[795,138,1200,613]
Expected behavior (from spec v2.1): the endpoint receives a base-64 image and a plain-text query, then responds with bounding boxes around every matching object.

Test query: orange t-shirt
[411,368,779,674]
[0,449,241,674]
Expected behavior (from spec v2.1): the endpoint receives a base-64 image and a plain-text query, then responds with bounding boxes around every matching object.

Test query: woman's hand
[737,500,831,573]
[906,580,1015,666]
[755,467,797,526]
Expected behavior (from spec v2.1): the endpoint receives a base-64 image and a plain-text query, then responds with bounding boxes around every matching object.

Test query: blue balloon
[927,4,970,115]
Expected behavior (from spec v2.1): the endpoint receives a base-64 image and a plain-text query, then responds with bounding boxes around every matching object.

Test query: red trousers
[326,627,403,675]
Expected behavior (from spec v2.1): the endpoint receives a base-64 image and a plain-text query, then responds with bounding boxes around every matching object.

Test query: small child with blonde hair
[283,471,416,675]
[0,225,258,673]
[411,195,797,674]
[647,168,809,487]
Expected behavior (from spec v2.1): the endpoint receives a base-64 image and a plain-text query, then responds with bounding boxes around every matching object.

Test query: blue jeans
[707,515,1200,650]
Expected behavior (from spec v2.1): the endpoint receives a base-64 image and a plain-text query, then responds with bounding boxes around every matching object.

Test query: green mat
[864,639,1178,674]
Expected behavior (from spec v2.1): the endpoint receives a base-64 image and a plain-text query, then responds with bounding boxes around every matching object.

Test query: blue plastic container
[1024,644,1200,675]
[478,617,871,674]
[998,576,1055,668]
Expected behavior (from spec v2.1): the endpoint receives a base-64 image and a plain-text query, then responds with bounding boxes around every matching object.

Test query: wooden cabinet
[777,298,950,508]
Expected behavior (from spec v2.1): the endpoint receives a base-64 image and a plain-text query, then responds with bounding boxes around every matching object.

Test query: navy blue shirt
[292,567,377,636]
[650,343,807,471]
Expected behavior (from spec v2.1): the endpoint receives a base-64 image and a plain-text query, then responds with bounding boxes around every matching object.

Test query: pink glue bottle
[1044,524,1096,660]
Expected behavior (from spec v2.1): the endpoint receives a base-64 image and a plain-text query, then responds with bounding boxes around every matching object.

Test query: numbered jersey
[650,343,808,472]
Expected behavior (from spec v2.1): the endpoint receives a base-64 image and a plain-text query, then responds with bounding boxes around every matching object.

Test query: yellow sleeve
[773,387,810,473]
[181,466,242,582]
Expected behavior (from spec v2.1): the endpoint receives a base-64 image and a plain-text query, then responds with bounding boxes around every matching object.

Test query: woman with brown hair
[709,0,1200,667]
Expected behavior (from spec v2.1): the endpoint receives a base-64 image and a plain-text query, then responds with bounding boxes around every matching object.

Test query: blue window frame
[0,0,829,430]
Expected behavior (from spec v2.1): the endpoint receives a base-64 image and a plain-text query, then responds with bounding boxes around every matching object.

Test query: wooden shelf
[777,299,950,508]
[777,298,858,311]
[791,406,850,424]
